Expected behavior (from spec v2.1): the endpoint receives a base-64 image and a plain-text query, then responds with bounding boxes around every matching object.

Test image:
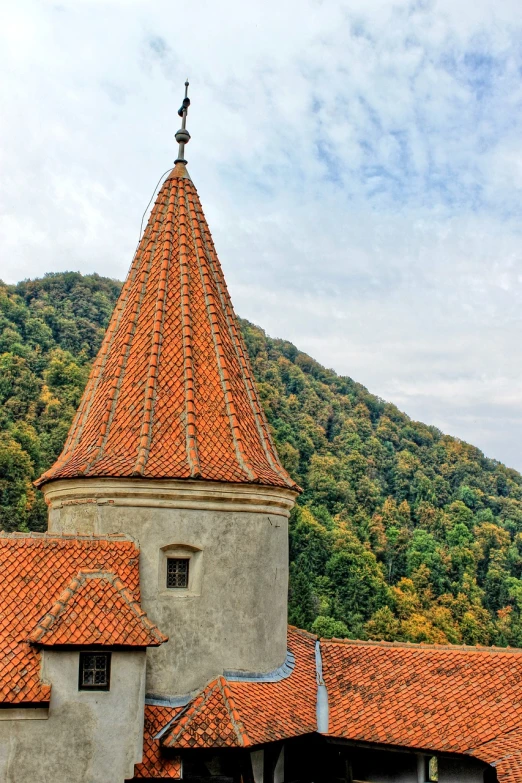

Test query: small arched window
[159,543,202,596]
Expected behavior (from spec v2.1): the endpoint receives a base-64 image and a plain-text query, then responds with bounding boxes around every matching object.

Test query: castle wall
[44,478,295,697]
[0,650,146,783]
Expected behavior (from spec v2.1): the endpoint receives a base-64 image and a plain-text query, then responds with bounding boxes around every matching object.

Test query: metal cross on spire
[175,80,191,164]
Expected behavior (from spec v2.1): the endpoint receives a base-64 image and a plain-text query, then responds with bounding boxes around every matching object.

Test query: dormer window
[167,557,189,589]
[79,652,111,691]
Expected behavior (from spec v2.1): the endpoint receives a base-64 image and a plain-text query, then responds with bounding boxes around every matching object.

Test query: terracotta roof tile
[28,570,167,647]
[468,727,522,783]
[0,533,153,704]
[163,677,250,748]
[36,163,298,492]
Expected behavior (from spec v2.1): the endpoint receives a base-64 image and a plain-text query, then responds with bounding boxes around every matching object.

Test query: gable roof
[36,162,297,492]
[28,570,167,647]
[164,677,251,748]
[0,533,164,705]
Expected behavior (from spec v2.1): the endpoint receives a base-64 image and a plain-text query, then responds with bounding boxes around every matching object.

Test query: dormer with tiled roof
[0,532,166,780]
[28,569,168,648]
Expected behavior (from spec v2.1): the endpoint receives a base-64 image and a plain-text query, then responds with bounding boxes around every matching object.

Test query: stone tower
[36,87,298,698]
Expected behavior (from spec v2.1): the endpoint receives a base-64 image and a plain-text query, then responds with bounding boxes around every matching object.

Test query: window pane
[83,670,94,685]
[79,652,110,690]
[167,558,189,588]
[94,669,107,685]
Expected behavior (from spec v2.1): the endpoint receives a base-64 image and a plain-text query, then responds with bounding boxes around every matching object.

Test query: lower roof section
[322,636,522,756]
[136,628,522,783]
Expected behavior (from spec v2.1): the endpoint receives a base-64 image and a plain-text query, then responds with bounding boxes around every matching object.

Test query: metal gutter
[315,640,329,733]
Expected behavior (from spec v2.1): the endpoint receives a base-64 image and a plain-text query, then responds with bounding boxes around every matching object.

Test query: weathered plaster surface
[44,478,294,696]
[0,650,146,783]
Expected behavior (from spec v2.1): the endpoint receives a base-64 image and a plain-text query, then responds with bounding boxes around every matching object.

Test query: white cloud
[1,0,522,469]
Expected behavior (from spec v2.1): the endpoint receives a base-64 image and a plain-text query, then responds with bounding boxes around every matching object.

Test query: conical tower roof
[36,161,297,491]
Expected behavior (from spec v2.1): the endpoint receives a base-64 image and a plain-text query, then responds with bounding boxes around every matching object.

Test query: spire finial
[175,79,191,164]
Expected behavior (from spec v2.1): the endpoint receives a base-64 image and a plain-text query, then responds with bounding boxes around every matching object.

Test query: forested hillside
[2,272,522,647]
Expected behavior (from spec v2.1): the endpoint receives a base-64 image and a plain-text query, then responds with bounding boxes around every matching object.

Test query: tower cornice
[42,478,297,518]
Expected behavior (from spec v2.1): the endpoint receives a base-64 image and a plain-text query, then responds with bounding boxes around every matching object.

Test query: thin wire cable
[133,167,173,256]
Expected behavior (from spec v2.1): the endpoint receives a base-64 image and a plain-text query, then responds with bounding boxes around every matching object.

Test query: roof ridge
[191,190,293,486]
[321,636,522,654]
[161,676,251,749]
[161,678,221,747]
[28,570,167,646]
[185,183,257,483]
[133,184,175,475]
[38,190,168,484]
[178,179,201,478]
[83,189,171,475]
[288,625,318,641]
[0,531,133,541]
[217,676,252,747]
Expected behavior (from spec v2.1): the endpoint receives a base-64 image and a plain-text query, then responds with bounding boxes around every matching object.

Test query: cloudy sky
[1,0,522,470]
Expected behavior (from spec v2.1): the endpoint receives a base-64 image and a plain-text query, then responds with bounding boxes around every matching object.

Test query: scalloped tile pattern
[132,705,182,779]
[163,676,250,748]
[37,163,297,491]
[470,727,522,783]
[133,631,522,782]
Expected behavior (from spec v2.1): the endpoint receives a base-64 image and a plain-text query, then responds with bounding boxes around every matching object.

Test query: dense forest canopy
[2,272,522,647]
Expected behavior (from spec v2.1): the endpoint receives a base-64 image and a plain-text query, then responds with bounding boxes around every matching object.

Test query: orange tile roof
[131,630,522,782]
[36,162,297,492]
[161,627,317,750]
[28,570,167,647]
[0,533,160,704]
[495,754,522,783]
[132,705,182,780]
[321,638,522,757]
